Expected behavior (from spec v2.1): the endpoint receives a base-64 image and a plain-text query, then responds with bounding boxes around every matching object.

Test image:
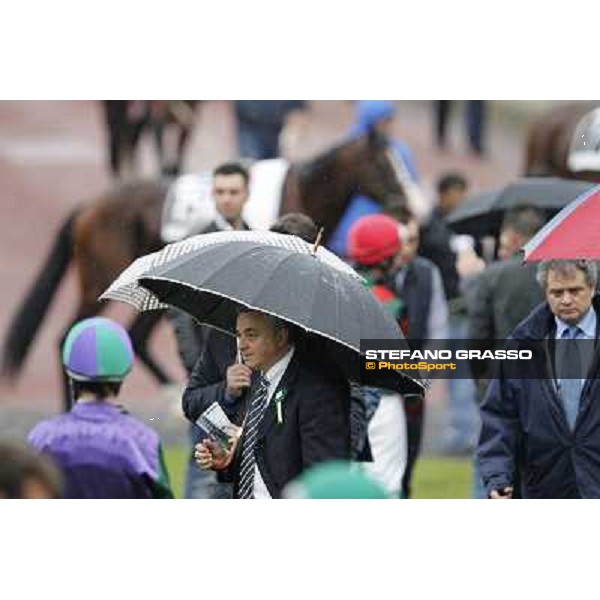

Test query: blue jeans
[184,425,233,499]
[444,316,479,453]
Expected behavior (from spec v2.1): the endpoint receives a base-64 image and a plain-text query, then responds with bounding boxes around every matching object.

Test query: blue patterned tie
[237,375,269,499]
[559,326,583,431]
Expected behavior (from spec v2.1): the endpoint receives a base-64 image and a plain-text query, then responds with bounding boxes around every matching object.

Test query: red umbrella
[523,185,600,261]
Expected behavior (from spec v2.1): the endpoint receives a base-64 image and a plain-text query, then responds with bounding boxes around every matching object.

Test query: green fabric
[359,269,407,321]
[95,324,130,378]
[152,444,174,499]
[289,461,390,499]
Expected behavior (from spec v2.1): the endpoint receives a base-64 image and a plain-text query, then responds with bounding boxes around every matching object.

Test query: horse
[525,101,600,181]
[0,128,412,410]
[103,101,198,179]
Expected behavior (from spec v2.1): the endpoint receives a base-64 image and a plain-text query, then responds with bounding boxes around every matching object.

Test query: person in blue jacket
[327,100,420,257]
[477,259,600,499]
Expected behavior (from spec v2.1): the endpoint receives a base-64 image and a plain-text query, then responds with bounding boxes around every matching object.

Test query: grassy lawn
[411,456,472,498]
[164,446,188,498]
[163,446,472,499]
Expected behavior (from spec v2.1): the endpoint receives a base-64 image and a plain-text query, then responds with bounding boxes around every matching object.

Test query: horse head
[292,130,413,240]
[343,129,413,222]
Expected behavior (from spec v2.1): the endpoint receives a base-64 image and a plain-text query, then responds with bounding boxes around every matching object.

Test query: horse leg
[163,101,197,176]
[525,118,553,176]
[152,121,167,175]
[128,310,173,385]
[124,115,149,179]
[172,102,198,175]
[102,101,128,178]
[171,123,192,176]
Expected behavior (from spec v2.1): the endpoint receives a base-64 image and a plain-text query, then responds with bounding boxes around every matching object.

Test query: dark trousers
[401,397,424,498]
[103,100,128,176]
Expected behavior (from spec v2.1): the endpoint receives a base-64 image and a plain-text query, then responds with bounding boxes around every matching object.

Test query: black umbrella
[102,230,422,393]
[445,177,597,237]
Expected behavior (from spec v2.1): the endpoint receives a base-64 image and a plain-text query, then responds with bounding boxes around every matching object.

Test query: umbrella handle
[311,227,325,255]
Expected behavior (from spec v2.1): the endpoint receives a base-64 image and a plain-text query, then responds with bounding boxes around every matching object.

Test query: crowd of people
[4,99,598,501]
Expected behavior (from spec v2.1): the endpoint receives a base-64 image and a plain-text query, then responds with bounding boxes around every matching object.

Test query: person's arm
[419,219,460,302]
[426,265,449,340]
[298,376,350,469]
[182,328,252,424]
[466,271,495,381]
[477,371,519,498]
[168,310,205,375]
[182,342,241,423]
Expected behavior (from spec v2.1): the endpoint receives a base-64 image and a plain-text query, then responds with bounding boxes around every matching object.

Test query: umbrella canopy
[445,177,597,237]
[101,230,422,393]
[523,185,600,261]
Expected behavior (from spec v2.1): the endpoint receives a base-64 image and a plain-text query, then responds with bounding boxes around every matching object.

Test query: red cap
[348,214,402,265]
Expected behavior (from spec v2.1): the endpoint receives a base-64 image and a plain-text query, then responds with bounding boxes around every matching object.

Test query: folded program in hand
[195,403,238,451]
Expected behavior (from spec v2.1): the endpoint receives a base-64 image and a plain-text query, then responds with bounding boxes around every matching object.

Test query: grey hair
[536,259,598,289]
[501,205,545,241]
[236,307,290,333]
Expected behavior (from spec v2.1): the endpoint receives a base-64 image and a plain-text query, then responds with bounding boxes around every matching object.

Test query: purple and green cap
[62,317,134,382]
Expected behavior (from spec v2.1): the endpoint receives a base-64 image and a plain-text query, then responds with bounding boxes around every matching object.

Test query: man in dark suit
[195,309,350,499]
[181,213,320,426]
[178,212,322,498]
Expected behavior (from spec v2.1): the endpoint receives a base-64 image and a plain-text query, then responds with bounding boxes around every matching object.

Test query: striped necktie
[237,375,270,499]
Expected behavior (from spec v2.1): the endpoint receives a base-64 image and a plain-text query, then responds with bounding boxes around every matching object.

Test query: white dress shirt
[252,345,295,499]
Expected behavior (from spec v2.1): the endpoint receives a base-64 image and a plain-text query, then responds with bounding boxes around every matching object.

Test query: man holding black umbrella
[101,217,420,498]
[195,308,350,499]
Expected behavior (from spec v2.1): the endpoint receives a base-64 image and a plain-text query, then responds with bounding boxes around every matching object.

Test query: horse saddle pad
[161,159,289,243]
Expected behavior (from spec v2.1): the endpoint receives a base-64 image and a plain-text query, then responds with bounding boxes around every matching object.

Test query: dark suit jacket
[229,350,351,498]
[419,209,459,301]
[182,328,241,424]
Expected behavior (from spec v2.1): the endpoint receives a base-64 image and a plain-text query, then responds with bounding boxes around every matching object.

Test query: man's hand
[194,431,240,471]
[226,363,252,397]
[490,486,513,499]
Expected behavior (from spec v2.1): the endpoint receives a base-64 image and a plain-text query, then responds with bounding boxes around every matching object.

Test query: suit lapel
[259,355,300,440]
